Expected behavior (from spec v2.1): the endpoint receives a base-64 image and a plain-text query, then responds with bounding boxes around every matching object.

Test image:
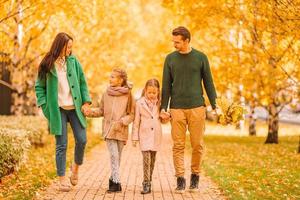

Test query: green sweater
[161,48,217,110]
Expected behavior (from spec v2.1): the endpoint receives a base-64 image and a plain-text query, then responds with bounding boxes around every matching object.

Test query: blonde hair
[141,79,161,110]
[112,68,132,114]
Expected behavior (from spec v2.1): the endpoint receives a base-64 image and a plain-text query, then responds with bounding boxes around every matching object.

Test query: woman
[35,32,91,192]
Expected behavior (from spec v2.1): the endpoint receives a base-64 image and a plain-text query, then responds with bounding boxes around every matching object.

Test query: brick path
[40,133,225,200]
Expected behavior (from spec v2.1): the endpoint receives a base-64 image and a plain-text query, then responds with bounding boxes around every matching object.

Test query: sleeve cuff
[211,104,216,110]
[37,99,46,107]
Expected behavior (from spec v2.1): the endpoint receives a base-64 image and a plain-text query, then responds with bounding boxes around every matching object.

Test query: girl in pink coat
[132,79,170,194]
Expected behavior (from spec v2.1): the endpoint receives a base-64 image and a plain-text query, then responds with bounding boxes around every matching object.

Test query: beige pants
[170,106,206,177]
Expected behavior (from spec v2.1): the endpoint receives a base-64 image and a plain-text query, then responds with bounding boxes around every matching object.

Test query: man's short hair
[172,26,191,42]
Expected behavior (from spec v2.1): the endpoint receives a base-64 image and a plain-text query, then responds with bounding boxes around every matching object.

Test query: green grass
[0,122,102,200]
[200,135,300,200]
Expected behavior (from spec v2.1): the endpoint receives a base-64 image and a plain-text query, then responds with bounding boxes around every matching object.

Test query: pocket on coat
[112,121,124,132]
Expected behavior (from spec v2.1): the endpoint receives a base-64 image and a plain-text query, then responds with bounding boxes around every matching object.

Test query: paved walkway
[40,134,225,200]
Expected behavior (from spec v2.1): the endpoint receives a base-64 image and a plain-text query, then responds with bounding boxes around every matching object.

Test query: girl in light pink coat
[132,79,170,194]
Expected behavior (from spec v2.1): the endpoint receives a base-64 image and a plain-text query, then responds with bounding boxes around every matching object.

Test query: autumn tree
[1,0,178,113]
[230,0,300,143]
[163,0,300,143]
[0,0,83,114]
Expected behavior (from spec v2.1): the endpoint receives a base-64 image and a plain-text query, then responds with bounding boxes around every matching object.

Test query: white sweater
[56,64,75,109]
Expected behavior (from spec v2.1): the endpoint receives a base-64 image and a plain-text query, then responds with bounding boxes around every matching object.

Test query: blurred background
[1,0,300,139]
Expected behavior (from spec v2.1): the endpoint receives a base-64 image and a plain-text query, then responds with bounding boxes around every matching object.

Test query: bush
[0,128,31,179]
[0,116,48,147]
[0,116,47,179]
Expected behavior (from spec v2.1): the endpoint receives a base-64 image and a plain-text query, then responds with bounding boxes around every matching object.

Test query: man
[160,26,217,193]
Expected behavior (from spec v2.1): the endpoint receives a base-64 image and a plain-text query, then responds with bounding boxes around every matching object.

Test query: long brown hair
[112,68,133,114]
[38,32,73,80]
[141,78,160,110]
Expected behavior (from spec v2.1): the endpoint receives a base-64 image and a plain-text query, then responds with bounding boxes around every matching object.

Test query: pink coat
[132,97,162,151]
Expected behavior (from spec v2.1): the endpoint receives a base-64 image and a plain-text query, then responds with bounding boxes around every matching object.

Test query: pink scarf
[107,86,130,96]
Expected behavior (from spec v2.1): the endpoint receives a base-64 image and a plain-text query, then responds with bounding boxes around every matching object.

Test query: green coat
[35,55,91,135]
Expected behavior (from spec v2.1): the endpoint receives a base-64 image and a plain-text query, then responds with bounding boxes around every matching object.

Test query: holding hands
[81,103,91,116]
[159,109,171,124]
[81,103,103,118]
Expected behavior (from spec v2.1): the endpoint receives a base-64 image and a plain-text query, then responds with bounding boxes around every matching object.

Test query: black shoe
[189,174,199,192]
[141,181,151,194]
[175,177,186,193]
[107,180,121,193]
[116,182,122,192]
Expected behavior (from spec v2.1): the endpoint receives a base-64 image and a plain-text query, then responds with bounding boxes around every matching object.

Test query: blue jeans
[55,108,87,176]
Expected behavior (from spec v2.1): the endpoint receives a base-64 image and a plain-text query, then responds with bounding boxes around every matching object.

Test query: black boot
[141,181,151,194]
[116,182,122,192]
[107,180,121,193]
[175,177,186,193]
[189,174,199,192]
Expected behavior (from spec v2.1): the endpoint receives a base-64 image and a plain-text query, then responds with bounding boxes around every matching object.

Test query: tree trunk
[265,4,280,144]
[249,104,256,136]
[265,103,279,144]
[0,53,12,115]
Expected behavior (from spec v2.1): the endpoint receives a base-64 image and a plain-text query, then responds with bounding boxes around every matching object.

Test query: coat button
[71,85,74,88]
[69,74,71,77]
[74,97,77,100]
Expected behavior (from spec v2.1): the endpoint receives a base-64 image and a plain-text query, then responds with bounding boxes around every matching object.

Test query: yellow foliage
[1,0,300,115]
[216,97,246,125]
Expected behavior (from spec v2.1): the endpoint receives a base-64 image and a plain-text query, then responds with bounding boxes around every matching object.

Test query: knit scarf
[107,86,130,96]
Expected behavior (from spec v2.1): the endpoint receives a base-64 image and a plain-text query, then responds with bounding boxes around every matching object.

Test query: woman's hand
[81,103,90,116]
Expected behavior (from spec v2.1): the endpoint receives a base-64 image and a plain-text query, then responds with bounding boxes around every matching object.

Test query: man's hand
[212,109,218,116]
[160,109,171,124]
[160,109,170,120]
[211,107,220,123]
